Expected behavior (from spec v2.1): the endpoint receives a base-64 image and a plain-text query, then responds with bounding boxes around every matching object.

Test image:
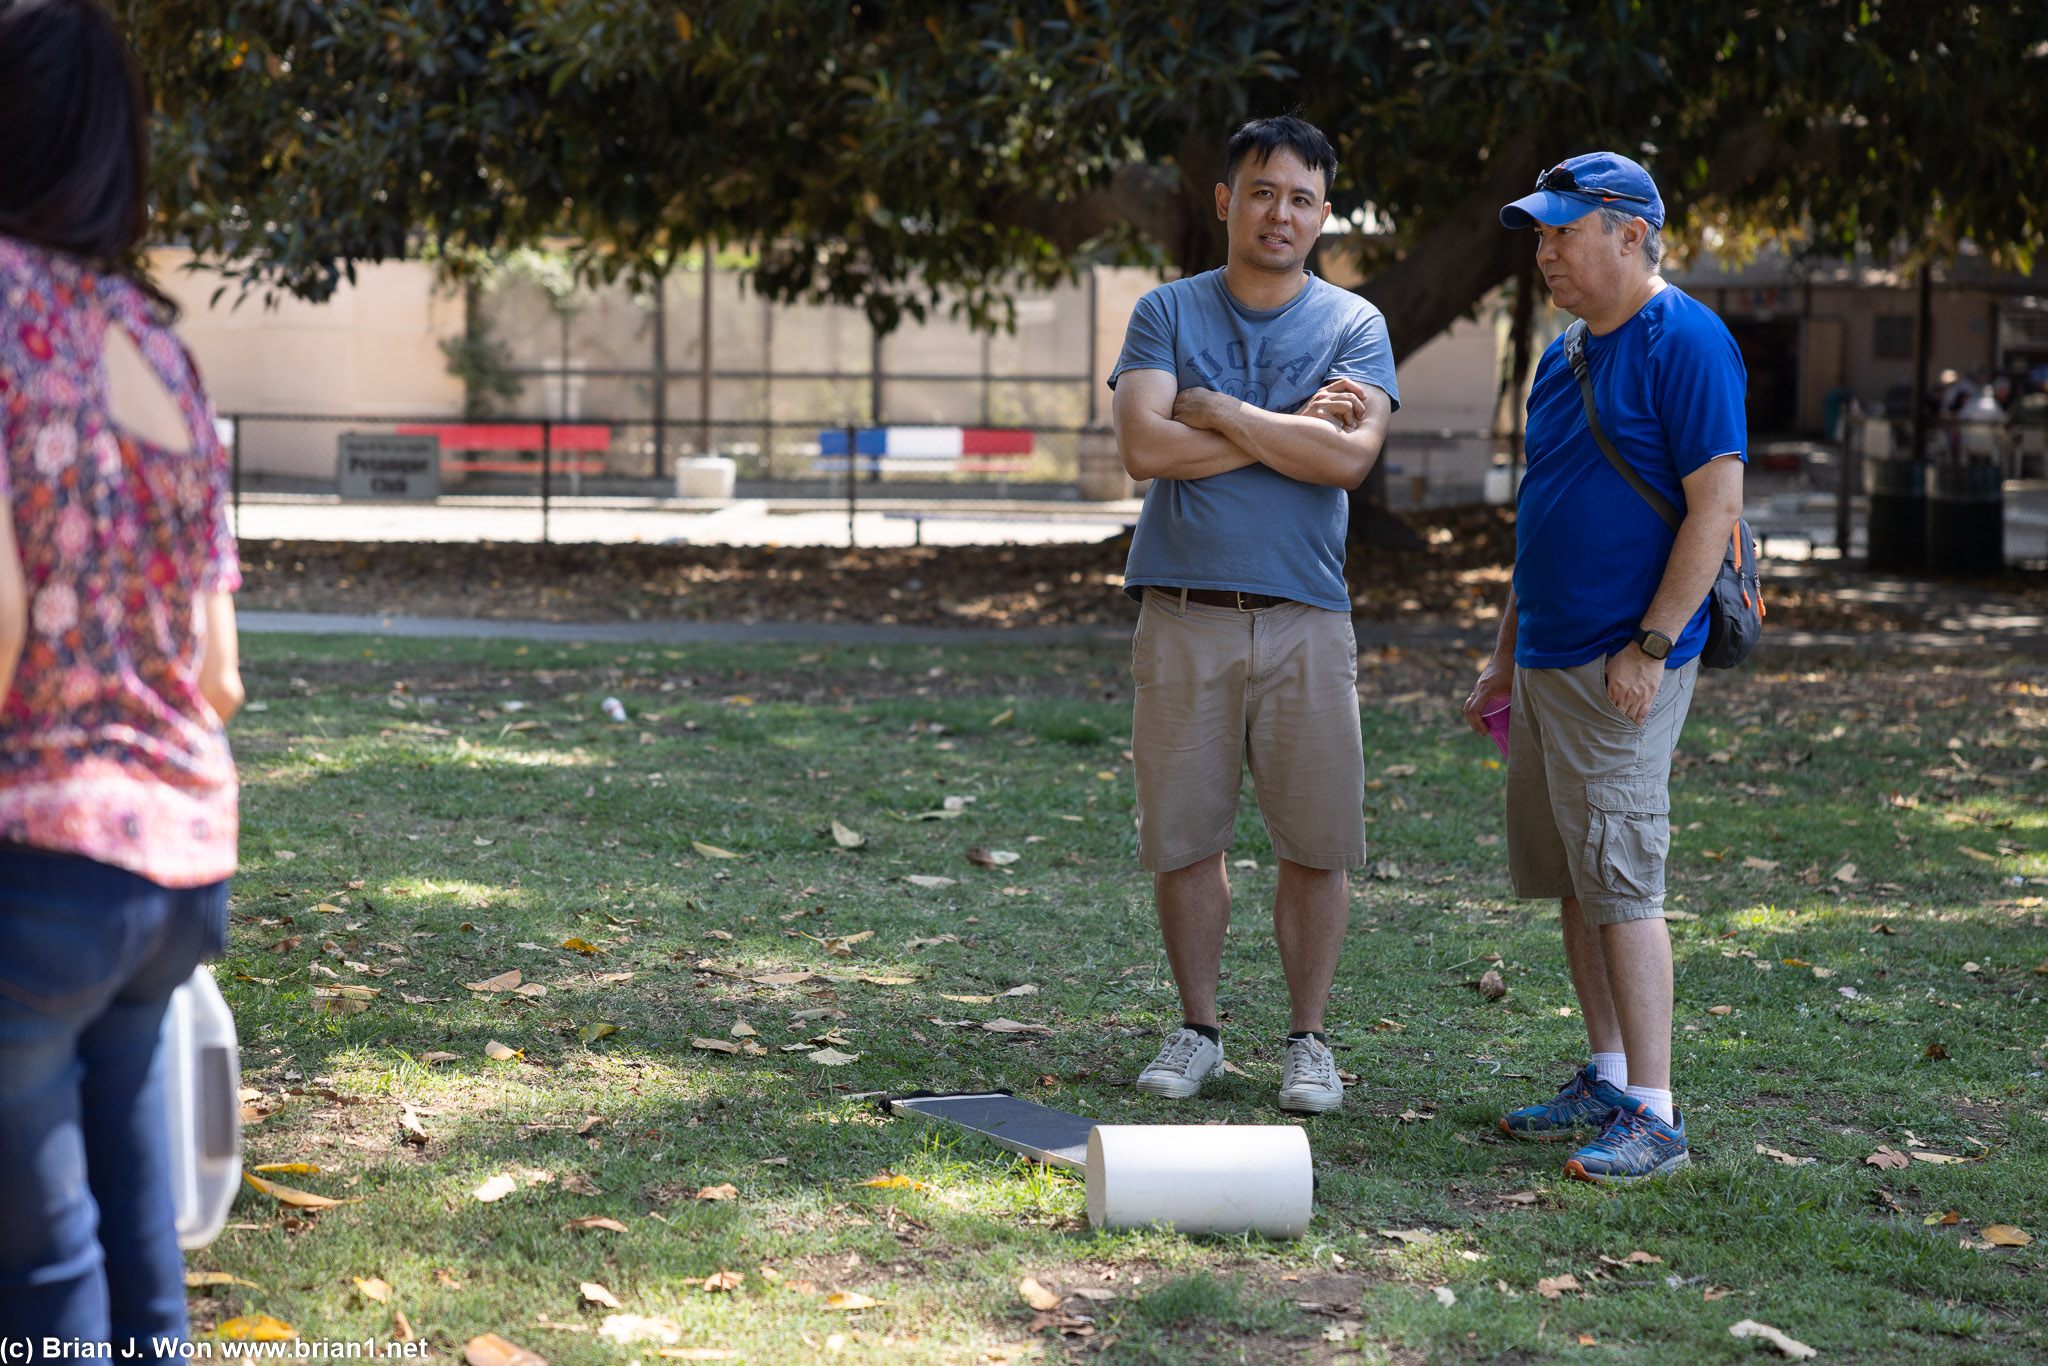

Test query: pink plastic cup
[1481,696,1512,760]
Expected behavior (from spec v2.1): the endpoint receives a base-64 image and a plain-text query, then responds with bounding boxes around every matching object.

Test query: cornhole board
[885,1091,1094,1173]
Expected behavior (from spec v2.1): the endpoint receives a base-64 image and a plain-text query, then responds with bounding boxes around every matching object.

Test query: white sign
[338,433,440,499]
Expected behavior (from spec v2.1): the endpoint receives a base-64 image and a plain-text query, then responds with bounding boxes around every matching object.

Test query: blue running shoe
[1564,1099,1690,1184]
[1497,1064,1627,1141]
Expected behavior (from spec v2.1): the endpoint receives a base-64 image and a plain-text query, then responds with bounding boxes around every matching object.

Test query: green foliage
[125,3,2048,343]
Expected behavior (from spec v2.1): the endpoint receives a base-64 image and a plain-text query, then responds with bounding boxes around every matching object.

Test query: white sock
[1591,1052,1629,1089]
[1625,1086,1675,1124]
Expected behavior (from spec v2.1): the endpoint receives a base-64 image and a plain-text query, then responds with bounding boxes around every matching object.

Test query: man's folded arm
[1189,378,1392,489]
[1112,368,1261,482]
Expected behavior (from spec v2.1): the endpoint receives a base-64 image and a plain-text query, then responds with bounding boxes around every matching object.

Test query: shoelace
[1283,1040,1336,1089]
[1599,1105,1674,1147]
[1149,1030,1204,1073]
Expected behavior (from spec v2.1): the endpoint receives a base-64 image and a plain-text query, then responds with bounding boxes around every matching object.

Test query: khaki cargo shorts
[1506,655,1699,925]
[1130,588,1367,873]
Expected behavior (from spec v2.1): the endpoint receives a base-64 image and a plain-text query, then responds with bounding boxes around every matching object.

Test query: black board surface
[888,1092,1096,1172]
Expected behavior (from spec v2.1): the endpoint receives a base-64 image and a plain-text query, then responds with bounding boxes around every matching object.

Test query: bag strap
[1563,318,1682,532]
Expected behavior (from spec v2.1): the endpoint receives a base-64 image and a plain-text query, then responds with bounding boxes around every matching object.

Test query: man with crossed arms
[1110,115,1397,1114]
[1465,152,1747,1182]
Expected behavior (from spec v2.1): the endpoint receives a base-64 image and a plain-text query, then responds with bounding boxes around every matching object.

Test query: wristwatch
[1631,627,1673,661]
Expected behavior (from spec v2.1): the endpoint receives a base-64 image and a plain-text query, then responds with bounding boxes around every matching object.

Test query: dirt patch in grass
[233,505,1958,633]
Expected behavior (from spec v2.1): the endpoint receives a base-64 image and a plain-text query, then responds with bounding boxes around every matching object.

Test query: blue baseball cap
[1500,152,1665,230]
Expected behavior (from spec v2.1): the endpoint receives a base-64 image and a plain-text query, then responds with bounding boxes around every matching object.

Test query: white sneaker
[1134,1027,1223,1099]
[1277,1035,1344,1114]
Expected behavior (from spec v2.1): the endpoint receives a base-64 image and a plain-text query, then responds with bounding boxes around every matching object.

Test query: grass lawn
[188,631,2048,1364]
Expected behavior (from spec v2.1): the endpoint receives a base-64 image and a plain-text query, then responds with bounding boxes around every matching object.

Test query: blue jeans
[0,845,227,1355]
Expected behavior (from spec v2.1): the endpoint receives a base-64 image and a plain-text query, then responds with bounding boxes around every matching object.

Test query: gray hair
[1598,206,1663,267]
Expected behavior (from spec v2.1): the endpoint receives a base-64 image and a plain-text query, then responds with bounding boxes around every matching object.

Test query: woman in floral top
[0,0,244,1346]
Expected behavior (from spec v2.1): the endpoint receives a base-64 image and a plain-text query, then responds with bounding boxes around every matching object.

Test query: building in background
[149,246,1507,503]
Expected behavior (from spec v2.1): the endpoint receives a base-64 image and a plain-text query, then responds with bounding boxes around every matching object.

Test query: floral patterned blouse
[0,235,240,888]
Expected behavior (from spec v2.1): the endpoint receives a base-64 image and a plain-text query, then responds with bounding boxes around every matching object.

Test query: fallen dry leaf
[464,1333,547,1366]
[1925,1210,1961,1226]
[393,1310,415,1343]
[1755,1144,1815,1166]
[692,1037,741,1055]
[823,1291,878,1311]
[808,1047,861,1066]
[311,994,370,1016]
[472,1173,520,1203]
[353,1276,391,1304]
[859,1173,927,1190]
[421,1051,459,1066]
[1377,1228,1432,1244]
[1498,1191,1539,1206]
[251,1162,325,1175]
[399,1105,430,1146]
[1219,1059,1252,1078]
[242,1172,360,1210]
[1707,1005,1734,1016]
[465,969,522,993]
[1398,1108,1436,1123]
[692,841,743,860]
[967,847,1020,867]
[599,1314,683,1344]
[1535,1274,1581,1299]
[483,1040,522,1061]
[559,1173,603,1196]
[186,1271,262,1289]
[702,1270,745,1293]
[579,1022,620,1043]
[1957,845,1998,862]
[1742,856,1780,871]
[1911,1151,1968,1165]
[217,1316,299,1342]
[940,993,995,1004]
[1477,970,1507,1000]
[560,937,601,954]
[729,1018,758,1038]
[1727,1319,1817,1360]
[695,1184,739,1202]
[830,821,867,849]
[1982,1224,2032,1247]
[566,1216,629,1233]
[748,970,820,986]
[1383,763,1417,777]
[982,1018,1053,1035]
[1019,1277,1061,1311]
[1865,1146,1911,1170]
[1923,1042,1951,1060]
[581,1281,624,1310]
[906,875,957,890]
[268,936,303,954]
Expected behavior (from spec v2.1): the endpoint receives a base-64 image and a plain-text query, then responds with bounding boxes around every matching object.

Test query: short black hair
[1223,116,1338,198]
[0,0,152,268]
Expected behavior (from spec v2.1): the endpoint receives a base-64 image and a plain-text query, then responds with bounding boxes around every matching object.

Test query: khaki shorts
[1506,655,1698,925]
[1130,588,1367,873]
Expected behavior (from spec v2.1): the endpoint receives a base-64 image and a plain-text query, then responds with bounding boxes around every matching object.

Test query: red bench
[395,423,612,475]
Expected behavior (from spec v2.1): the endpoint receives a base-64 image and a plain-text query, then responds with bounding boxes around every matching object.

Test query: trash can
[1865,459,1926,571]
[1926,461,2004,574]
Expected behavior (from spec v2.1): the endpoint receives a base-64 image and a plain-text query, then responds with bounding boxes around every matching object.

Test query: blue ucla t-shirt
[1515,286,1748,669]
[1109,269,1399,613]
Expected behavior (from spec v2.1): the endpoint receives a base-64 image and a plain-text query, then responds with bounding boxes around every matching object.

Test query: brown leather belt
[1175,587,1294,611]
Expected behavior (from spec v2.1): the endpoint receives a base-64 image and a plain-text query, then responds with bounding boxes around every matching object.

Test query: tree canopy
[128,1,2047,359]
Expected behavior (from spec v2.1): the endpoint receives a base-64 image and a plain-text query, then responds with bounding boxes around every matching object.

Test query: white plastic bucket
[160,966,242,1249]
[675,456,737,499]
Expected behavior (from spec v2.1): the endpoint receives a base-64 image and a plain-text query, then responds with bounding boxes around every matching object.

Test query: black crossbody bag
[1562,319,1762,670]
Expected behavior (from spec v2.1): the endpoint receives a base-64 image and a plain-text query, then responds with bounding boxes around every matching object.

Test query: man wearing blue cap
[1460,152,1748,1183]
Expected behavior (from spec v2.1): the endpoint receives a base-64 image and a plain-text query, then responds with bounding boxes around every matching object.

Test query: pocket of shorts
[1581,780,1671,901]
[1595,658,1642,728]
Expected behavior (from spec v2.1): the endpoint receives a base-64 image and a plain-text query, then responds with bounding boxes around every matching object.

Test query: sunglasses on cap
[1534,165,1653,207]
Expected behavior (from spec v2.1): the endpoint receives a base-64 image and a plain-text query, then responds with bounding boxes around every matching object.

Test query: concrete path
[238,608,2044,654]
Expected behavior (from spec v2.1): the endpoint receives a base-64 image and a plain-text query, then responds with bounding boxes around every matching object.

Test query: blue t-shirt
[1108,269,1399,613]
[1514,287,1747,669]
